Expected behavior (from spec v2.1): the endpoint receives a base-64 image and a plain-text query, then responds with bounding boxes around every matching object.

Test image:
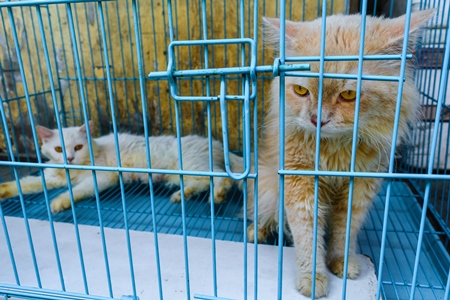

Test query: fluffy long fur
[248,10,435,298]
[0,122,243,213]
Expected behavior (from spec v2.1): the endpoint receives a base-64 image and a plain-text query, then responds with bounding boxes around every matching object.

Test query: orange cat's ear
[384,9,436,51]
[261,17,300,52]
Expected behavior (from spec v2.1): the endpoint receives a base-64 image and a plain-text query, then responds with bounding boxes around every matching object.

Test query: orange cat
[247,10,435,298]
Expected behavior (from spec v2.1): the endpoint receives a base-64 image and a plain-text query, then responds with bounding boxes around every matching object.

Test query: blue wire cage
[0,0,449,299]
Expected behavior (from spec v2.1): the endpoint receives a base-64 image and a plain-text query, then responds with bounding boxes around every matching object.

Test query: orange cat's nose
[310,115,329,127]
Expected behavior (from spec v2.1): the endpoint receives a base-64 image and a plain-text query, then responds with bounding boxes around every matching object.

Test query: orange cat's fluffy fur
[247,10,435,298]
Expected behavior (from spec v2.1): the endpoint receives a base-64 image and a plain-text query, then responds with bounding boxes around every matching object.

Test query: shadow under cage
[0,0,449,300]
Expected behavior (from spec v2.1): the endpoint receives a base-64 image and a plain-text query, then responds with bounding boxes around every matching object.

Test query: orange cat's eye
[340,90,357,101]
[54,146,63,153]
[74,144,83,151]
[293,85,309,96]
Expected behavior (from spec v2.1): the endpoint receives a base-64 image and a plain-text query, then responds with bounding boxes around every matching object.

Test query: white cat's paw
[327,255,361,279]
[170,189,193,203]
[0,182,16,200]
[50,196,72,213]
[296,272,328,299]
[170,191,182,203]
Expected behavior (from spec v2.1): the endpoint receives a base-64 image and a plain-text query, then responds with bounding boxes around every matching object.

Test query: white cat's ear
[36,125,54,140]
[261,17,299,52]
[79,120,94,135]
[384,9,436,51]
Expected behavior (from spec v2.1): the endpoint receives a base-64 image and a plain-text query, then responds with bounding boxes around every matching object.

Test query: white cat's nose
[67,157,74,163]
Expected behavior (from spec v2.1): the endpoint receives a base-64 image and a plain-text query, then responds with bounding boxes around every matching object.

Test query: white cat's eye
[74,144,83,151]
[293,85,309,96]
[340,90,357,101]
[54,146,63,153]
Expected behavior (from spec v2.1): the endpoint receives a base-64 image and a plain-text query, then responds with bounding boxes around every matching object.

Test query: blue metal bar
[409,6,450,299]
[193,294,236,300]
[130,0,163,298]
[219,78,251,181]
[149,63,309,80]
[54,4,73,126]
[0,284,122,300]
[3,158,450,181]
[342,1,368,297]
[252,1,259,299]
[310,1,328,296]
[184,0,195,135]
[21,7,46,127]
[73,3,115,296]
[199,0,217,296]
[65,2,94,293]
[124,0,142,134]
[173,99,191,300]
[166,0,190,297]
[5,7,43,288]
[284,72,403,81]
[72,4,90,122]
[150,69,401,83]
[376,1,417,299]
[277,0,287,298]
[0,19,47,166]
[239,0,249,291]
[173,0,184,137]
[104,1,123,131]
[284,54,414,61]
[34,5,70,291]
[0,0,113,7]
[149,0,164,134]
[96,2,138,299]
[0,160,259,178]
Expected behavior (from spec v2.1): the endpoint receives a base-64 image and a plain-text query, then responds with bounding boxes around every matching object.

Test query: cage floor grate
[1,180,448,300]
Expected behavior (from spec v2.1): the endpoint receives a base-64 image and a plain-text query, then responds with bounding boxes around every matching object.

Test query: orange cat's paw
[247,223,271,243]
[327,255,361,279]
[50,196,72,213]
[296,272,328,298]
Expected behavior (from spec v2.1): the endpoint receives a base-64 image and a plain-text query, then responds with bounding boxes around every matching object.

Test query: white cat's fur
[0,121,243,213]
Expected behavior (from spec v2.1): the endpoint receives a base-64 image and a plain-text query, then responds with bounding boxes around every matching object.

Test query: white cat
[0,121,243,213]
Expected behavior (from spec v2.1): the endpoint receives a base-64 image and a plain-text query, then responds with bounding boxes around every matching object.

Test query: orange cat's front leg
[327,177,382,279]
[285,175,329,298]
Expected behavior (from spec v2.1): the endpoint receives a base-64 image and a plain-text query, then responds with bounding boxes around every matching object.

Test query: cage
[0,0,449,299]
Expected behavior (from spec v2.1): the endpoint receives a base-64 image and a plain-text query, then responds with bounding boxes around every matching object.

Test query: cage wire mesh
[0,0,448,299]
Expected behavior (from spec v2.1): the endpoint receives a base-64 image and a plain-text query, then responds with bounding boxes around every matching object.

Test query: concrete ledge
[0,217,378,299]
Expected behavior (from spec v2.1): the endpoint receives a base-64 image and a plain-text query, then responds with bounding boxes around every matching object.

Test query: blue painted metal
[0,284,122,300]
[310,0,328,296]
[277,0,287,298]
[409,5,450,299]
[341,0,368,296]
[193,294,236,300]
[376,1,417,299]
[0,0,113,8]
[0,1,449,300]
[96,1,138,298]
